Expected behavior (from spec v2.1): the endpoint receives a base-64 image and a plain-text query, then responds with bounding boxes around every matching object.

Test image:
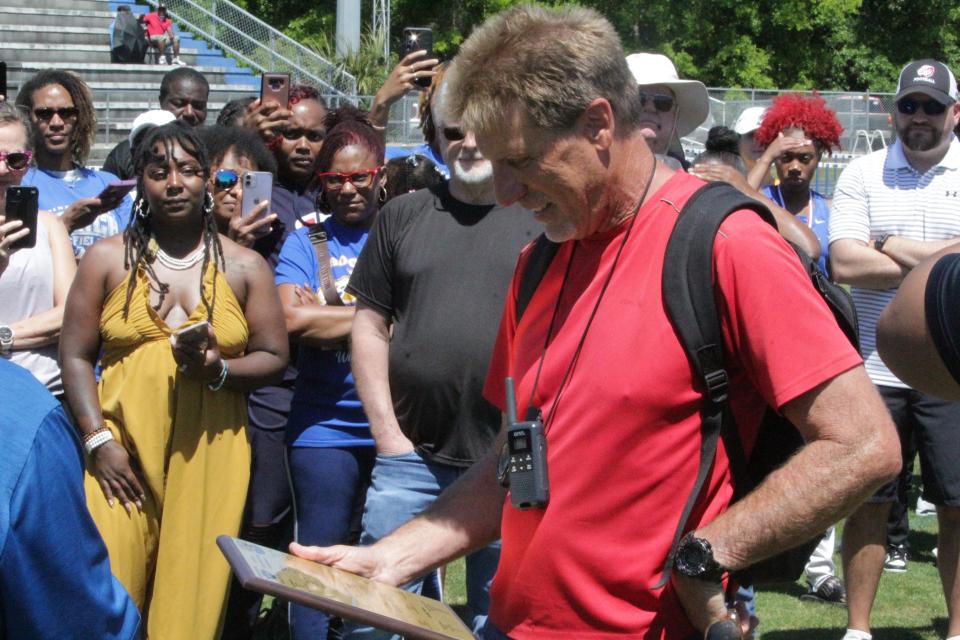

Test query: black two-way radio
[503,377,549,509]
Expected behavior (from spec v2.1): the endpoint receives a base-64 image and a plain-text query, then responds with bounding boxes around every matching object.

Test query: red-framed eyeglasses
[317,165,383,190]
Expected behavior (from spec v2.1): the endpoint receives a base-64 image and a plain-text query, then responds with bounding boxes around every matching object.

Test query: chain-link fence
[143,0,357,96]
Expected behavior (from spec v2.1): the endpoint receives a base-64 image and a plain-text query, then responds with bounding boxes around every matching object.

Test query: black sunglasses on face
[33,107,79,121]
[442,126,466,141]
[638,92,675,113]
[214,169,240,190]
[897,98,948,116]
[281,128,325,142]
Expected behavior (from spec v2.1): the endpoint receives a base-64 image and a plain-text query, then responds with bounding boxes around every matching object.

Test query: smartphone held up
[4,186,39,251]
[402,28,434,88]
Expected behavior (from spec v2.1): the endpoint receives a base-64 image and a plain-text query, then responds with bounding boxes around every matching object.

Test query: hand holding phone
[402,28,434,88]
[96,180,137,208]
[173,321,210,352]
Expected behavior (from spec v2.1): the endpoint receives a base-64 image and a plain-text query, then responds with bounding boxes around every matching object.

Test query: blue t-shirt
[275,216,373,447]
[22,166,133,258]
[763,185,831,275]
[0,359,140,639]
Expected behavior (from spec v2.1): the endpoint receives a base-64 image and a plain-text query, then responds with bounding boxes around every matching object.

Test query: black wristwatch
[674,532,726,582]
[874,234,892,252]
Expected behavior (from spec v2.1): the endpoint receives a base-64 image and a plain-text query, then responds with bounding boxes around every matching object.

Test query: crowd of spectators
[2,7,960,640]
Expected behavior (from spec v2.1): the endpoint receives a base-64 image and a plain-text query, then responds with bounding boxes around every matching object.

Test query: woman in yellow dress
[60,122,288,639]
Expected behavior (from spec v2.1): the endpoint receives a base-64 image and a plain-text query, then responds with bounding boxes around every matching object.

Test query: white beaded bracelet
[84,429,115,456]
[208,359,229,391]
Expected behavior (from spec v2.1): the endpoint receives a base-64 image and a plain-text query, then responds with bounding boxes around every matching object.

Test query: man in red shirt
[291,6,901,639]
[141,5,183,66]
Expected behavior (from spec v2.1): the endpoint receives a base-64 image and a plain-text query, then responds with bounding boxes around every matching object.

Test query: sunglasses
[0,150,33,171]
[442,126,466,141]
[214,169,240,190]
[638,92,675,113]
[32,107,80,121]
[897,98,947,116]
[317,165,383,190]
[281,128,325,142]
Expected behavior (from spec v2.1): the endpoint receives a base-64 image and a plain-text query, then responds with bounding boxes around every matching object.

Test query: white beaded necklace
[154,243,205,270]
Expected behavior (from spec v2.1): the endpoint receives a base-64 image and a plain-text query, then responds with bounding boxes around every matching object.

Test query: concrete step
[10,80,258,107]
[0,44,224,67]
[0,25,225,60]
[3,0,113,10]
[0,24,110,46]
[8,61,251,86]
[0,6,116,28]
[90,100,234,122]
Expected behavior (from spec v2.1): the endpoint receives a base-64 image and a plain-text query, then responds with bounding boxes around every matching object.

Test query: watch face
[0,327,12,342]
[678,542,707,575]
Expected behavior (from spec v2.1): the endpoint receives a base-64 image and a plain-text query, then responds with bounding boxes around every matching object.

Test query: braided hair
[123,122,224,321]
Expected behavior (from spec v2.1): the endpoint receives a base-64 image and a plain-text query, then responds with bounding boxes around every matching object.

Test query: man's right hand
[289,541,406,587]
[91,439,146,514]
[62,197,107,232]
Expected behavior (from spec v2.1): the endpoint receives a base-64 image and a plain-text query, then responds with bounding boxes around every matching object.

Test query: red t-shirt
[482,171,862,639]
[143,11,173,37]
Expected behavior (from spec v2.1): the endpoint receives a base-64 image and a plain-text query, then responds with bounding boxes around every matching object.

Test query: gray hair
[0,102,35,154]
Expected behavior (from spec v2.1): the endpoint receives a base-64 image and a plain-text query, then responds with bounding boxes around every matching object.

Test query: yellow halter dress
[84,262,251,640]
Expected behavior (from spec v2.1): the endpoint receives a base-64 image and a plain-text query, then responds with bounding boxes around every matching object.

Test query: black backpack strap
[515,234,561,322]
[655,181,775,587]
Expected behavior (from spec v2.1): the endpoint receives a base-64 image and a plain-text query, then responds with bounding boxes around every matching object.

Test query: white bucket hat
[625,53,709,138]
[128,109,177,149]
[733,106,767,135]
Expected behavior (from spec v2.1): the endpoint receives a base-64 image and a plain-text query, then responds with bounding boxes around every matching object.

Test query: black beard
[901,124,941,152]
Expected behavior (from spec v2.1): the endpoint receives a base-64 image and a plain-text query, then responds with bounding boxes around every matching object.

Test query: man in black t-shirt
[345,79,539,637]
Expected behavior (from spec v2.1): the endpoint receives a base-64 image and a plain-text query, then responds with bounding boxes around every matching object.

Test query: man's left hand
[672,572,750,639]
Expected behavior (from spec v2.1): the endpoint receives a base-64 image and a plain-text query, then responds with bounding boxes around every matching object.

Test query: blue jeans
[346,450,501,639]
[287,446,375,640]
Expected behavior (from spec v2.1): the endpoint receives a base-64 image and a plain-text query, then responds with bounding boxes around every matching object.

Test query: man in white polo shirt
[830,58,960,640]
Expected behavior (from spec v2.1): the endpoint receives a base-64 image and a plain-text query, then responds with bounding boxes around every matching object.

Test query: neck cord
[524,167,658,430]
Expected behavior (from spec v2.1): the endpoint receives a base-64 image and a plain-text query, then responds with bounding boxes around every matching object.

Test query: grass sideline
[256,502,945,639]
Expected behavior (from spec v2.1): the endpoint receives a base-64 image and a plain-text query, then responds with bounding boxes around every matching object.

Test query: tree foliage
[245,0,960,93]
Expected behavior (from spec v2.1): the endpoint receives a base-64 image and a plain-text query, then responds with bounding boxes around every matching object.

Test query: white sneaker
[158,57,168,65]
[173,56,186,66]
[916,496,937,516]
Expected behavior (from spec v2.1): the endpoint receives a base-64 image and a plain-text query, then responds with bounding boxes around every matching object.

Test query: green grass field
[257,495,947,639]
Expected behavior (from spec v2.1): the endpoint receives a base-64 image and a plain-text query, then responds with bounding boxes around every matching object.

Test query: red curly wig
[755,92,843,153]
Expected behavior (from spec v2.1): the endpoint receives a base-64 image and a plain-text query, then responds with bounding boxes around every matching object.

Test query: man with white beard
[343,75,540,638]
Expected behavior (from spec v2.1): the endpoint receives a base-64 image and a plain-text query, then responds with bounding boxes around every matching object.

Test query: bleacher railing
[142,0,357,96]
